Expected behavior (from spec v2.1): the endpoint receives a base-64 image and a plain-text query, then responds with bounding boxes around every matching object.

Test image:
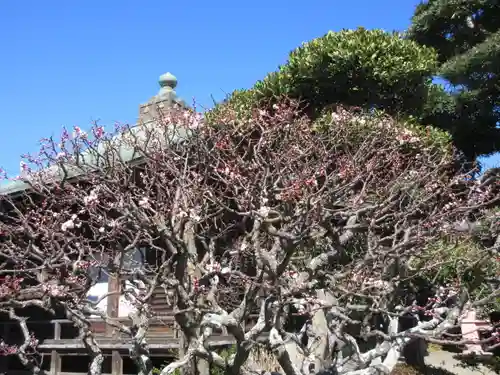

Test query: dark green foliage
[420,83,500,158]
[214,18,499,160]
[408,0,499,63]
[408,0,500,159]
[252,28,438,119]
[206,89,259,125]
[213,28,475,159]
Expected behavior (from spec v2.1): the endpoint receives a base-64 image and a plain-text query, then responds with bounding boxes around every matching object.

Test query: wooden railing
[0,313,262,375]
[0,312,261,346]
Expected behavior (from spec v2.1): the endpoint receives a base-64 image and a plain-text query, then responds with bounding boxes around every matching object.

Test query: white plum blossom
[362,278,391,289]
[73,126,87,139]
[61,219,75,232]
[206,261,221,273]
[425,182,440,193]
[257,206,271,218]
[61,214,80,232]
[182,111,204,129]
[210,275,220,286]
[466,15,474,28]
[292,297,316,315]
[188,208,201,222]
[409,170,418,178]
[138,197,150,208]
[42,284,66,297]
[443,201,456,211]
[240,241,248,252]
[177,209,201,222]
[396,129,420,145]
[56,152,67,160]
[83,189,99,206]
[19,161,29,174]
[331,112,341,122]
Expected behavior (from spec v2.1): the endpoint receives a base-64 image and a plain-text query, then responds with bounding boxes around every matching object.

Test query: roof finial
[159,72,177,90]
[157,72,178,101]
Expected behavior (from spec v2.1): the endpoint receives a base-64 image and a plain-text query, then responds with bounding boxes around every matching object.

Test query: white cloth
[86,281,138,317]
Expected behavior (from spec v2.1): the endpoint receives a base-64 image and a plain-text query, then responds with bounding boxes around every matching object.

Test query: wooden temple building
[0,73,256,375]
[0,314,255,375]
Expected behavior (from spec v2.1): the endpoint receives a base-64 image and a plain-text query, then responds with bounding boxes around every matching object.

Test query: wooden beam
[0,315,176,326]
[36,337,256,351]
[106,275,120,336]
[50,320,62,375]
[38,340,180,350]
[54,321,61,340]
[111,350,123,375]
[107,275,123,375]
[178,326,186,375]
[38,333,268,350]
[49,351,61,375]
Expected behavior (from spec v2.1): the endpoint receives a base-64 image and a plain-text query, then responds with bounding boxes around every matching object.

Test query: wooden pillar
[177,323,187,375]
[107,275,123,375]
[177,322,185,356]
[106,275,120,334]
[111,351,123,375]
[50,322,61,375]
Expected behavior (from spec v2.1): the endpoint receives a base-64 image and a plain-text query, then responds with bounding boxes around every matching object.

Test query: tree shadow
[392,363,456,375]
[454,353,500,374]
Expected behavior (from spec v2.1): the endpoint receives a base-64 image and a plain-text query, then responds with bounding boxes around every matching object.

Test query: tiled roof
[0,72,188,196]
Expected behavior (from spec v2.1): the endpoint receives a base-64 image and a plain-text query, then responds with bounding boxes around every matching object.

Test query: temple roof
[0,72,188,196]
[140,71,187,112]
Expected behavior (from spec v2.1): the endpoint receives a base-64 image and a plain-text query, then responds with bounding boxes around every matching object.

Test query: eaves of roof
[0,122,191,197]
[0,72,190,197]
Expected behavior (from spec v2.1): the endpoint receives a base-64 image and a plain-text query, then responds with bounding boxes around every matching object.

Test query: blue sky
[0,0,497,177]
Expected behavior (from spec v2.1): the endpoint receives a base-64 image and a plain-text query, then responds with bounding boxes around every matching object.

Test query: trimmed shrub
[252,28,438,117]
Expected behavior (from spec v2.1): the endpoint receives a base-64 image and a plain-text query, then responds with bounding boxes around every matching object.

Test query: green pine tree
[408,0,500,160]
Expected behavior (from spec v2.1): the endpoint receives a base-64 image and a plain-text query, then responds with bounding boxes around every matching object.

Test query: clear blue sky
[0,0,497,177]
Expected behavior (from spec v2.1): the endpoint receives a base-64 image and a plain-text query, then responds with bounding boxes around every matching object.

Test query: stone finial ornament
[157,72,178,99]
